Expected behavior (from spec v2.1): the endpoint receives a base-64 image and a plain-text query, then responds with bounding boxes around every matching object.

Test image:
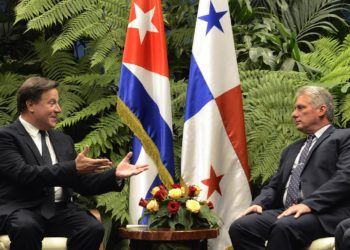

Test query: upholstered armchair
[0,209,103,250]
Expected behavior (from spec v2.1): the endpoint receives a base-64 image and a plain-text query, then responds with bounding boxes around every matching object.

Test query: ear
[318,104,327,118]
[26,100,35,113]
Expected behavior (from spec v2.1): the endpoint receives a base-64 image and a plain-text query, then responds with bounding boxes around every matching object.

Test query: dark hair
[17,77,59,113]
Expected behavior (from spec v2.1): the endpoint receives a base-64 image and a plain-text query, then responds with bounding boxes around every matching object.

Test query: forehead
[295,94,312,105]
[40,88,59,99]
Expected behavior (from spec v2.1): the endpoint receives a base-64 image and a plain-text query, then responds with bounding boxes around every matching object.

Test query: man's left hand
[277,204,311,219]
[115,152,149,179]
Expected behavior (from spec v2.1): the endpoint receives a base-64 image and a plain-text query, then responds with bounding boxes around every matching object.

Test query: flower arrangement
[138,183,219,230]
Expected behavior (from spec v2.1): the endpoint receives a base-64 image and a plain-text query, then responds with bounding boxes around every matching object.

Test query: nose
[55,103,62,113]
[291,109,297,118]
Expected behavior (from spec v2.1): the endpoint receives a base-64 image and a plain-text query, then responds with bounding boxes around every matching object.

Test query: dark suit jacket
[252,125,350,233]
[0,119,124,216]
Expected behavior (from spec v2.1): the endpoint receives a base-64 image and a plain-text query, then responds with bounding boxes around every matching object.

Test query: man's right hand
[238,205,263,218]
[75,147,112,173]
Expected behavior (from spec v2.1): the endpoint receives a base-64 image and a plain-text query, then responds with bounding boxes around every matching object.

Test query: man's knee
[271,218,294,234]
[229,216,251,244]
[9,217,43,239]
[83,219,104,238]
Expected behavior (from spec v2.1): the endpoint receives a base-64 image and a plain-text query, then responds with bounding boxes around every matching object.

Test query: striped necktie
[285,134,315,208]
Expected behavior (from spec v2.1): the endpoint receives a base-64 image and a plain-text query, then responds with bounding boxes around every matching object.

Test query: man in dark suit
[229,86,350,250]
[0,77,148,250]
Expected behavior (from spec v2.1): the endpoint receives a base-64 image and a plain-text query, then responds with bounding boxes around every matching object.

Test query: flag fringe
[117,97,174,188]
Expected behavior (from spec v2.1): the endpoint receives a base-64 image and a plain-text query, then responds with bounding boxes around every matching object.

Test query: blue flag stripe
[185,55,214,121]
[119,65,175,174]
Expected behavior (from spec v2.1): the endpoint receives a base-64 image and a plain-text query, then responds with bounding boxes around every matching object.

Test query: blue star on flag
[198,1,227,34]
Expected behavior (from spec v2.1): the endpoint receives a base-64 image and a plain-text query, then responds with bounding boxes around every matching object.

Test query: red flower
[188,185,198,197]
[139,198,148,208]
[207,201,214,210]
[159,184,168,192]
[167,201,180,214]
[153,190,167,201]
[172,183,181,188]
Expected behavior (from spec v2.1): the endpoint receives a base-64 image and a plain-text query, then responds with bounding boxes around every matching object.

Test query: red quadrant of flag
[122,0,169,77]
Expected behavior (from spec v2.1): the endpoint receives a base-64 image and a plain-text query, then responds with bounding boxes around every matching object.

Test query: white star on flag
[128,3,159,44]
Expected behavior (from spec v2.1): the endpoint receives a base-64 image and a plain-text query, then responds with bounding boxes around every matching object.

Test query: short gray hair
[296,86,334,121]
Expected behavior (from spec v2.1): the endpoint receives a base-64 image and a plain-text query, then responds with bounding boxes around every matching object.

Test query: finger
[82,146,90,156]
[122,152,133,163]
[294,211,301,218]
[94,165,110,173]
[93,159,112,166]
[256,206,262,214]
[135,164,148,170]
[277,211,287,219]
[241,208,253,216]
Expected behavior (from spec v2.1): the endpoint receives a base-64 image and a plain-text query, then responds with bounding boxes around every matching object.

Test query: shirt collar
[313,124,331,139]
[19,115,40,137]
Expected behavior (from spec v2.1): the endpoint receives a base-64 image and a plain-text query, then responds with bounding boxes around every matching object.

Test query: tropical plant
[14,0,129,68]
[300,34,350,127]
[234,0,350,71]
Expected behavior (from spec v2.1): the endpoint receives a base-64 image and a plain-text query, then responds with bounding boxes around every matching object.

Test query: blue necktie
[39,130,55,219]
[285,134,315,208]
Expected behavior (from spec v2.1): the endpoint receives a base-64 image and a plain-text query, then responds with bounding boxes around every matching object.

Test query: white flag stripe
[192,1,240,98]
[124,63,173,131]
[129,147,158,224]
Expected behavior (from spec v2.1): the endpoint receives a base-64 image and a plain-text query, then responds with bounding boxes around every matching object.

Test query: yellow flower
[186,199,201,213]
[193,185,201,196]
[151,186,160,196]
[146,199,159,212]
[168,188,182,199]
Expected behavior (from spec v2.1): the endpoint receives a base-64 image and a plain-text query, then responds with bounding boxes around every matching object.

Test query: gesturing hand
[75,147,112,173]
[115,152,149,179]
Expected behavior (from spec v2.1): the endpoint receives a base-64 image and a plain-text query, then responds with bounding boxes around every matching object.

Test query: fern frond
[89,33,118,67]
[64,73,116,88]
[74,113,129,157]
[15,0,58,22]
[21,0,97,30]
[34,38,79,81]
[52,8,103,52]
[96,186,130,224]
[240,69,310,184]
[57,96,116,129]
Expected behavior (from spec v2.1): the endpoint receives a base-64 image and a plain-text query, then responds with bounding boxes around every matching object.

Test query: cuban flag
[181,0,251,249]
[117,0,175,224]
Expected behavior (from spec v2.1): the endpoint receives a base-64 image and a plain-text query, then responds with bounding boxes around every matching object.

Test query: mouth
[50,116,57,122]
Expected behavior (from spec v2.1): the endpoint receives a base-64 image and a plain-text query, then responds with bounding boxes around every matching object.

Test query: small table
[117,227,219,250]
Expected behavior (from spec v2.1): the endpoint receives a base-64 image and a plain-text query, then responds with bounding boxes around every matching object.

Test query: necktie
[285,134,315,208]
[39,130,55,219]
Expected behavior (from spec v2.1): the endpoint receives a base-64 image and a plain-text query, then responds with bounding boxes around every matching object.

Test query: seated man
[229,86,350,250]
[0,77,148,250]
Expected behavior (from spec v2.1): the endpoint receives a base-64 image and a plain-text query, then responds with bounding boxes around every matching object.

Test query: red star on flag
[201,165,224,199]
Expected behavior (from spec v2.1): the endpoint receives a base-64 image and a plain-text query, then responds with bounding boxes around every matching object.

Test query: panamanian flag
[181,0,252,249]
[117,0,175,224]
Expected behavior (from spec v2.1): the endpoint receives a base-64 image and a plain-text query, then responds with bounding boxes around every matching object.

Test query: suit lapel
[14,119,43,165]
[300,125,335,174]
